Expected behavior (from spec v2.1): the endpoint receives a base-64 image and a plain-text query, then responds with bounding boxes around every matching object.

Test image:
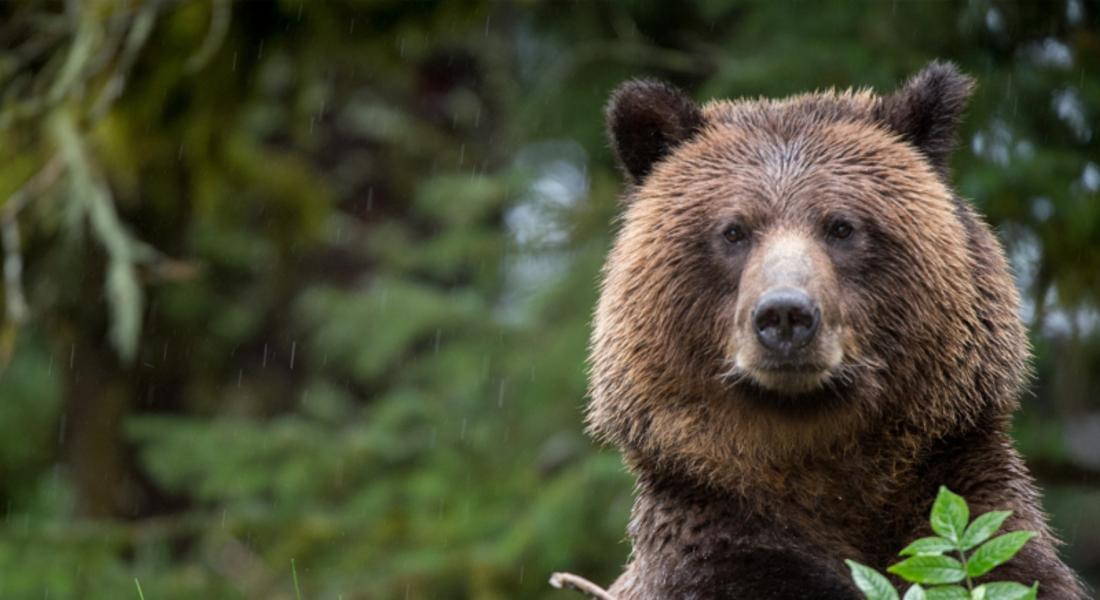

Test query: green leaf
[966,531,1036,578]
[903,585,927,600]
[846,560,900,600]
[923,587,969,600]
[888,555,966,585]
[960,511,1012,551]
[930,486,969,543]
[975,582,1038,600]
[900,536,956,557]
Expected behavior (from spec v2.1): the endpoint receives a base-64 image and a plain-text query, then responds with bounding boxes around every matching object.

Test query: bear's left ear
[606,79,703,185]
[875,61,975,178]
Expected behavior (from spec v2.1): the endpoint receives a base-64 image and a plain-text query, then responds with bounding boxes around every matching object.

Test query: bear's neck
[626,415,1000,568]
[630,419,918,510]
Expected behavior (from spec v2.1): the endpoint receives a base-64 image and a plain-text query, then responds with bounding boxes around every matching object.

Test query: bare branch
[2,155,65,222]
[2,155,66,324]
[184,0,231,74]
[1,219,27,323]
[90,1,160,119]
[549,572,618,600]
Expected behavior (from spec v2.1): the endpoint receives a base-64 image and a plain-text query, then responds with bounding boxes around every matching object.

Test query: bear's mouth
[728,369,853,416]
[756,360,825,374]
[742,360,834,395]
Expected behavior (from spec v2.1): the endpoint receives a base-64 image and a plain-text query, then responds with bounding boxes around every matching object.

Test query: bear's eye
[827,219,854,241]
[722,224,749,245]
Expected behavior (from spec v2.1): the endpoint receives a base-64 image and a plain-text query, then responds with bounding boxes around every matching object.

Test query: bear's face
[649,111,966,403]
[588,64,1024,480]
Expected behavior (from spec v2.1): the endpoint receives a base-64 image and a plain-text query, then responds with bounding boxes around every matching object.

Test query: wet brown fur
[588,64,1086,599]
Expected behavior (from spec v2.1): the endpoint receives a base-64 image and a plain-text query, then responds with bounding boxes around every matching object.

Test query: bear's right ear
[606,79,703,185]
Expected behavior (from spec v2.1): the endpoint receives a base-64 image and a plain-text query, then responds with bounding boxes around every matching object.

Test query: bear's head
[587,63,1029,487]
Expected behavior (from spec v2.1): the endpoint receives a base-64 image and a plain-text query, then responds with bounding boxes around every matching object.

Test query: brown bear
[586,62,1086,599]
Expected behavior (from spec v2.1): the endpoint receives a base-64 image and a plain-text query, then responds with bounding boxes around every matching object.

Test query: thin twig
[549,572,618,600]
[1,155,66,324]
[2,155,65,222]
[2,218,28,323]
[46,0,96,106]
[184,0,230,74]
[90,0,160,119]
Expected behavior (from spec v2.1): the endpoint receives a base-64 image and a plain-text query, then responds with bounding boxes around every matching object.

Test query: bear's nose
[752,288,820,353]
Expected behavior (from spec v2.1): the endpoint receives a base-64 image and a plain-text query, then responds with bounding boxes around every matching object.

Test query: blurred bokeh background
[0,1,1097,598]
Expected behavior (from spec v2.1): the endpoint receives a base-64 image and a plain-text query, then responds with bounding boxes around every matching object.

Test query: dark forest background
[0,1,1097,598]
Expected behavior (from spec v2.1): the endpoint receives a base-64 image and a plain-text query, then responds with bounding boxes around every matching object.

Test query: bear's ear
[606,79,703,185]
[875,61,975,178]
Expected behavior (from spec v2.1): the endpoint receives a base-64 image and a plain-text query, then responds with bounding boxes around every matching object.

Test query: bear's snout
[752,287,820,354]
[729,229,845,394]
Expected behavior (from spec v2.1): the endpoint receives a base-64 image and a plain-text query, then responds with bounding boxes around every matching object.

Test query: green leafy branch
[847,487,1038,600]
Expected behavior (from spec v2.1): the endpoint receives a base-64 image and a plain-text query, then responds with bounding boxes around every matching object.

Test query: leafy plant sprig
[846,487,1039,600]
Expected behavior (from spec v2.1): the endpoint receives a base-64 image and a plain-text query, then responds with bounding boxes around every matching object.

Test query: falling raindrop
[290,341,297,369]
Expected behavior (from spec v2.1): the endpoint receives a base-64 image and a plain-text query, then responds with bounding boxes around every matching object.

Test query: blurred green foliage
[0,1,1097,598]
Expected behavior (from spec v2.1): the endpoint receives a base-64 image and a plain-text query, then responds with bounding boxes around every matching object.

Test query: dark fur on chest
[611,428,1087,599]
[621,475,861,599]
